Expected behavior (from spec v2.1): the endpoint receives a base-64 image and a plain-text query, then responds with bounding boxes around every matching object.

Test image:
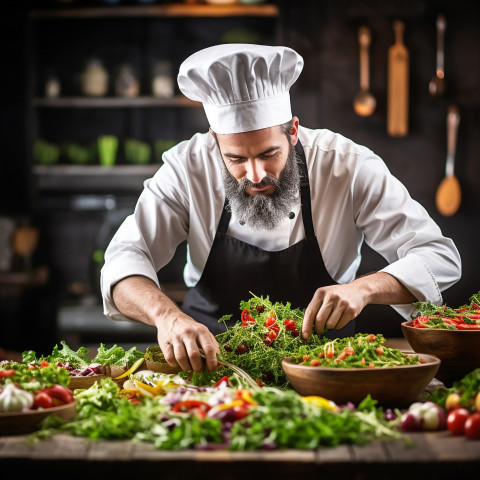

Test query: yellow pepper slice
[216,400,245,411]
[113,358,145,379]
[133,380,163,397]
[302,396,338,410]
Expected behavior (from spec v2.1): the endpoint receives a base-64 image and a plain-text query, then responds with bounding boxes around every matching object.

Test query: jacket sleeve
[352,154,462,319]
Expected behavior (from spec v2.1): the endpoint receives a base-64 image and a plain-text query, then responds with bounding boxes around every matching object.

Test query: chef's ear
[289,116,300,146]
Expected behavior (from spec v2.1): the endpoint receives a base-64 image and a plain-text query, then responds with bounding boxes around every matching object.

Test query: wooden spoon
[354,26,376,116]
[387,20,409,136]
[435,105,461,216]
[429,14,446,97]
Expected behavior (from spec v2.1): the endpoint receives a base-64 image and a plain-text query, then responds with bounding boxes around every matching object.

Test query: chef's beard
[221,143,301,231]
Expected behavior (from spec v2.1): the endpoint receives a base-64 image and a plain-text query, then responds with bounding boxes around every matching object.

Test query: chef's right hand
[156,312,220,373]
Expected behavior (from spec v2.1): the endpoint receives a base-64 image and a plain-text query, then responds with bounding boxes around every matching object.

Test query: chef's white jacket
[101,126,462,322]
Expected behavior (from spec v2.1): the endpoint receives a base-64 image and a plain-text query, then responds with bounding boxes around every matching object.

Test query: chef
[101,44,461,373]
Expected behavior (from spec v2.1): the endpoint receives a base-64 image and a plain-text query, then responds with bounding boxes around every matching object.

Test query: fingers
[303,287,362,339]
[158,325,219,373]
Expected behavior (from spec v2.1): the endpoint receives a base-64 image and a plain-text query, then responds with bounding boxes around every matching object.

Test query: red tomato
[464,413,480,440]
[264,317,276,327]
[33,391,54,409]
[447,408,470,435]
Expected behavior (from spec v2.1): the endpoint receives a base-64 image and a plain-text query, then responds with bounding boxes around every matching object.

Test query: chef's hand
[302,272,417,339]
[157,311,220,373]
[111,275,220,373]
[302,283,367,339]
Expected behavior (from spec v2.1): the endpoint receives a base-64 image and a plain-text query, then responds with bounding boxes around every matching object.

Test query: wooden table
[1,431,479,479]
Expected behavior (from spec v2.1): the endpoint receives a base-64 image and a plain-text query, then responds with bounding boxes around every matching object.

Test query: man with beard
[101,44,461,373]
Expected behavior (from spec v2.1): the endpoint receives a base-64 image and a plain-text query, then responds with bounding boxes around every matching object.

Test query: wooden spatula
[387,20,409,137]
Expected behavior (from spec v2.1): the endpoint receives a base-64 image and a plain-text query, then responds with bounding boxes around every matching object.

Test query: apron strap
[217,140,315,237]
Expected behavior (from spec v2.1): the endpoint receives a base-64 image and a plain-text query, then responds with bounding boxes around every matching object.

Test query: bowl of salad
[281,333,440,407]
[401,293,480,386]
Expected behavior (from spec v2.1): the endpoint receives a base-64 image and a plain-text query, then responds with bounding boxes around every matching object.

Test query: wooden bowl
[145,360,182,374]
[281,352,440,407]
[0,401,77,436]
[401,321,480,386]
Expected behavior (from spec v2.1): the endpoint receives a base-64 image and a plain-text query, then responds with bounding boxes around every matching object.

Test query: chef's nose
[245,159,266,184]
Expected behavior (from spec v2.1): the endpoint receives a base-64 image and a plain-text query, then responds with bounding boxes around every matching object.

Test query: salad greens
[33,378,407,450]
[289,333,420,368]
[22,340,145,369]
[0,361,70,392]
[410,290,480,330]
[211,293,325,388]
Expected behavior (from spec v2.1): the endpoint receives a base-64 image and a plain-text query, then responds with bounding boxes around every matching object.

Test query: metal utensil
[354,26,376,116]
[435,105,461,216]
[429,14,446,97]
[199,350,260,390]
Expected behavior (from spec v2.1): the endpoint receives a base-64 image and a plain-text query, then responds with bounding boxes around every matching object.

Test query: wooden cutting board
[387,20,409,136]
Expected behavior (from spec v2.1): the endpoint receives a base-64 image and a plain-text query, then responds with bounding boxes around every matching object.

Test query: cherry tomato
[464,413,480,440]
[267,330,278,340]
[264,317,276,327]
[447,408,470,435]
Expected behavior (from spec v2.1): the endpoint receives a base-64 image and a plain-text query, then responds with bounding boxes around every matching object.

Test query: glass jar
[152,60,174,98]
[80,58,109,97]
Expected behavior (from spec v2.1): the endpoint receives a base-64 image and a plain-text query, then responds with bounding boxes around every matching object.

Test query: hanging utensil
[429,14,446,97]
[435,105,461,216]
[353,26,376,116]
[387,20,409,136]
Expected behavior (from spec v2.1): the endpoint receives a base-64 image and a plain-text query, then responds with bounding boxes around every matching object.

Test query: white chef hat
[177,44,304,134]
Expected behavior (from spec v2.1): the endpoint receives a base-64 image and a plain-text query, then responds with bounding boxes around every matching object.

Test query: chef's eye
[226,157,247,165]
[260,151,279,159]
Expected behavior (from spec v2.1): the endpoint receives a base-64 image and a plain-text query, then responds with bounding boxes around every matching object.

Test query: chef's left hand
[302,283,368,339]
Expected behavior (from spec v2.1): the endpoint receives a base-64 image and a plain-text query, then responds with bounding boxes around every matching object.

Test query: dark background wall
[1,0,479,354]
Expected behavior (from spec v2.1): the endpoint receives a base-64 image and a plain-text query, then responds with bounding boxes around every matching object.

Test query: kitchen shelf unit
[27,2,281,195]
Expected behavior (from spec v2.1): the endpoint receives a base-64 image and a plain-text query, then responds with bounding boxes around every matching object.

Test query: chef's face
[215,117,299,196]
[214,117,301,231]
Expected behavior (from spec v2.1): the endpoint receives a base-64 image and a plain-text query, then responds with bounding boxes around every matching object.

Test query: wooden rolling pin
[387,20,409,136]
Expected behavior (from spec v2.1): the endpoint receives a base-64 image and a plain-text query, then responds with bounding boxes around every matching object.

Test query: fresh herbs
[289,333,420,368]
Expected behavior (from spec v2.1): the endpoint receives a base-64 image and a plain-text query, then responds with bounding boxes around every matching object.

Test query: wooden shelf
[33,165,160,192]
[33,96,202,109]
[29,3,279,19]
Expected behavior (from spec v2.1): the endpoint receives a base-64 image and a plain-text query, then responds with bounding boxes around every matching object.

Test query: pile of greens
[33,378,406,450]
[22,340,145,369]
[212,294,326,388]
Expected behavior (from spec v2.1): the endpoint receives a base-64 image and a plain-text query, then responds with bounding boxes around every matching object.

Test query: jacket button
[239,220,245,225]
[288,212,295,219]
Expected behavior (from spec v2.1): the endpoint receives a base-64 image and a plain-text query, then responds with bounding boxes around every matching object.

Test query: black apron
[181,141,356,338]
